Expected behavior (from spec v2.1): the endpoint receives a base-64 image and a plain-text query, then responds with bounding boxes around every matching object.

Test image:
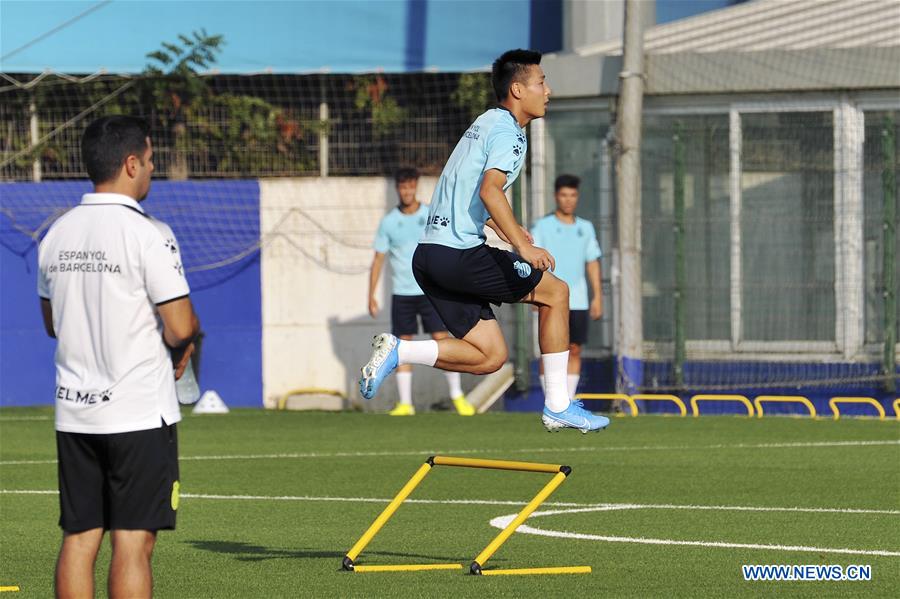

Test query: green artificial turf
[1,408,898,597]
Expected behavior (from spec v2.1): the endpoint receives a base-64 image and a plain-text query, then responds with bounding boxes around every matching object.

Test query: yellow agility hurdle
[342,456,590,576]
[753,395,817,418]
[828,397,886,420]
[690,394,754,417]
[575,393,636,416]
[632,394,688,417]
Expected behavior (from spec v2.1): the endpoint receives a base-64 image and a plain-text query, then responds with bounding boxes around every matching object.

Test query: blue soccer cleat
[541,400,610,434]
[359,333,399,400]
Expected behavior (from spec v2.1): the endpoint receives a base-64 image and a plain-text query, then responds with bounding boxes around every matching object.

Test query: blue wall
[0,181,262,407]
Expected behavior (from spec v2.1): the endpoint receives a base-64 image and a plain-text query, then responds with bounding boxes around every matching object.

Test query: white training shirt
[38,193,189,434]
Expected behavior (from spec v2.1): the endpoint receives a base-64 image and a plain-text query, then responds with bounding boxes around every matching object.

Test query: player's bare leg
[432,330,475,415]
[108,530,156,599]
[389,335,416,415]
[56,528,103,599]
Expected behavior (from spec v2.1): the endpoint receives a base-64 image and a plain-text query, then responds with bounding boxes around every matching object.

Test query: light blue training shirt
[530,214,602,310]
[373,203,430,296]
[420,107,527,249]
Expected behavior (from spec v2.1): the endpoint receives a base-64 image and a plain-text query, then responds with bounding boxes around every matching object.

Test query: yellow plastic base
[353,563,462,573]
[480,566,592,576]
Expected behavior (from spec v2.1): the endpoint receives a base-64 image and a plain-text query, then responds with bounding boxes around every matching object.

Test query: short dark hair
[491,49,542,102]
[554,174,580,192]
[81,116,150,184]
[394,167,419,185]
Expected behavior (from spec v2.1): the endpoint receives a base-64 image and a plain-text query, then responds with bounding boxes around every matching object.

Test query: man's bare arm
[368,252,386,317]
[40,299,55,338]
[479,169,554,271]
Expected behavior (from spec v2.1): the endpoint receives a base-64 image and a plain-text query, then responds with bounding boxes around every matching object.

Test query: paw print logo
[174,262,184,276]
[439,217,449,227]
[513,260,532,279]
[513,146,522,157]
[164,238,178,254]
[516,133,526,144]
[100,390,112,402]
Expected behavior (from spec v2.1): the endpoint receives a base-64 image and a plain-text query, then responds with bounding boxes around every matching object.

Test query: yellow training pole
[343,461,433,570]
[432,455,562,474]
[353,563,462,573]
[470,469,569,574]
[481,566,592,576]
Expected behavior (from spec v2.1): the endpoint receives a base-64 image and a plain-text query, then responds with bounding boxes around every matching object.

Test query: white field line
[490,510,900,558]
[2,488,898,516]
[5,489,899,556]
[2,439,898,466]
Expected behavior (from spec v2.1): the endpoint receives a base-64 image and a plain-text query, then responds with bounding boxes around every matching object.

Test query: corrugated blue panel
[0,181,263,407]
[1,0,533,74]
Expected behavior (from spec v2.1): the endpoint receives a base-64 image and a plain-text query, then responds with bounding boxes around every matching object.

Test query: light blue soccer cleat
[359,333,399,400]
[541,400,610,433]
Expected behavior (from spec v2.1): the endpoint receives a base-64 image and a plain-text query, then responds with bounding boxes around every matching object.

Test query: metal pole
[882,117,896,392]
[319,100,329,178]
[29,92,41,182]
[514,174,530,393]
[615,0,645,393]
[673,122,686,387]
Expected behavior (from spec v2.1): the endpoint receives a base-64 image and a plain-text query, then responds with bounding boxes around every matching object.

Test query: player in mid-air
[359,49,609,433]
[368,168,475,416]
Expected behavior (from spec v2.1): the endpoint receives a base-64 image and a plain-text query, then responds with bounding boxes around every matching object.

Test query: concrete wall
[259,176,518,411]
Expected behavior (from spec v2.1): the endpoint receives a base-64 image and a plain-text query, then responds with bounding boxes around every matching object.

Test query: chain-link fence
[0,71,493,181]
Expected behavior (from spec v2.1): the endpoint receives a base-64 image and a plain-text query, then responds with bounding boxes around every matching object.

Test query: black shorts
[56,422,179,533]
[391,294,446,336]
[412,243,543,339]
[569,310,589,346]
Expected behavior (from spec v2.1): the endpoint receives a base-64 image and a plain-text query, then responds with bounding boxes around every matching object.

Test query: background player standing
[368,168,475,416]
[531,174,603,399]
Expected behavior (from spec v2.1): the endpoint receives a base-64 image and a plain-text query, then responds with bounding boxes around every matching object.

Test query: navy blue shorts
[569,309,589,346]
[56,422,179,533]
[412,243,543,339]
[391,294,446,336]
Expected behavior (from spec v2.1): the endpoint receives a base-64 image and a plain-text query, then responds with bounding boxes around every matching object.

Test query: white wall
[260,177,511,411]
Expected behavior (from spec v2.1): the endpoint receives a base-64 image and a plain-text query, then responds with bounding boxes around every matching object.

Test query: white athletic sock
[397,339,438,367]
[542,351,570,412]
[567,374,580,399]
[539,374,546,394]
[396,371,413,406]
[445,372,463,399]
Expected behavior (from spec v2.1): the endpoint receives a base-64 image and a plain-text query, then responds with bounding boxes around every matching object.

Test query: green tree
[142,30,224,179]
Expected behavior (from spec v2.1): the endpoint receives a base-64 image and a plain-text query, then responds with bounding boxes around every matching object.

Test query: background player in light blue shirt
[359,50,609,433]
[368,168,474,416]
[531,174,603,399]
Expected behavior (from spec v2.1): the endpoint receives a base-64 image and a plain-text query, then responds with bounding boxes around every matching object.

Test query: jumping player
[359,49,609,433]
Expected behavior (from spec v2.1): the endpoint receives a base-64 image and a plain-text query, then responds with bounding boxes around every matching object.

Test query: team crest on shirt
[418,217,425,226]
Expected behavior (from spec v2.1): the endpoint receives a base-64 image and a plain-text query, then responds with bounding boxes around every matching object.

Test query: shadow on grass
[186,540,475,565]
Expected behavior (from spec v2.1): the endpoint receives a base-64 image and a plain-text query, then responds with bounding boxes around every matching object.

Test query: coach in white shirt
[38,115,200,599]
